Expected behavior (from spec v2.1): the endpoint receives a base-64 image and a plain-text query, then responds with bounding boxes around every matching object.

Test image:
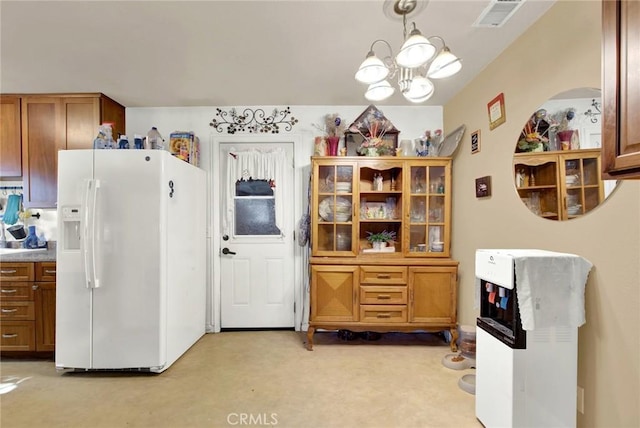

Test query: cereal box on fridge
[169,131,199,166]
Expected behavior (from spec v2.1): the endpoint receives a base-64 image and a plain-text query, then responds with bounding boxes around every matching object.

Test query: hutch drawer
[360,286,407,305]
[360,266,407,285]
[360,305,407,323]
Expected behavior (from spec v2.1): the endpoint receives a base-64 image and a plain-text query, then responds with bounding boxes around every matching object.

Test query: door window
[234,179,280,236]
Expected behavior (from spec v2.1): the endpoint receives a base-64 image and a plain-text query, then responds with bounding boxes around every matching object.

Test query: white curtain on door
[223,147,287,237]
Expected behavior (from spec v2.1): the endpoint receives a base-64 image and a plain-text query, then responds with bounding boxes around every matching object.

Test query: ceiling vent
[473,0,525,28]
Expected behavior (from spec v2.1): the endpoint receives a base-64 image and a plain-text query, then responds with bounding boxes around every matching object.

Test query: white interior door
[219,143,295,328]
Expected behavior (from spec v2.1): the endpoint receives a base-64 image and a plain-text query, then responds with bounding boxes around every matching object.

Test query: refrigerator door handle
[92,179,101,288]
[83,179,94,288]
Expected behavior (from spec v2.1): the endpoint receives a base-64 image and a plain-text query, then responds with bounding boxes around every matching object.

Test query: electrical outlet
[577,386,585,414]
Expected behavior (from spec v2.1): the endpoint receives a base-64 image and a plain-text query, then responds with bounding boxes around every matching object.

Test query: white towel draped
[512,251,593,330]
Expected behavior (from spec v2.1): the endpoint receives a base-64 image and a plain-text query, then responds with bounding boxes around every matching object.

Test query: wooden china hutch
[306,156,458,351]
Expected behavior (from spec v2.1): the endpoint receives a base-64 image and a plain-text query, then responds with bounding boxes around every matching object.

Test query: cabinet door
[406,161,451,257]
[100,95,126,138]
[602,0,640,178]
[34,282,55,352]
[310,265,358,322]
[21,97,64,208]
[559,152,603,219]
[62,97,100,150]
[408,266,457,323]
[0,96,22,177]
[312,161,357,256]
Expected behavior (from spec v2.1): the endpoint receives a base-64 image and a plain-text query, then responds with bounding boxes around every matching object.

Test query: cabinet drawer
[360,286,407,305]
[0,263,34,281]
[35,262,56,282]
[0,321,35,351]
[360,305,407,323]
[0,283,34,301]
[0,302,35,320]
[360,266,407,285]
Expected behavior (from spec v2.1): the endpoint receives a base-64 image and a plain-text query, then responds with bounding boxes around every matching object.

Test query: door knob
[222,248,236,255]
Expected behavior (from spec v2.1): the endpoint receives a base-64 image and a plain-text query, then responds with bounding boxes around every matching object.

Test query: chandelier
[354,0,462,103]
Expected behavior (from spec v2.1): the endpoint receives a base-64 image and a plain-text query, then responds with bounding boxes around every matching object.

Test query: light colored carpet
[0,331,479,428]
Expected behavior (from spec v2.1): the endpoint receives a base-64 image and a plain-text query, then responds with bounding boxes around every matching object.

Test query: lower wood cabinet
[307,259,458,350]
[0,261,56,353]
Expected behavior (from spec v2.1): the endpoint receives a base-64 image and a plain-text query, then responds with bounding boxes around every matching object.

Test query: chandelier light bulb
[355,52,390,84]
[427,47,462,79]
[402,76,434,103]
[365,80,396,101]
[395,27,436,68]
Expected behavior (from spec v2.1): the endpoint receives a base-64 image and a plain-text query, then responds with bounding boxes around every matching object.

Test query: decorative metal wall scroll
[583,99,601,123]
[210,107,299,134]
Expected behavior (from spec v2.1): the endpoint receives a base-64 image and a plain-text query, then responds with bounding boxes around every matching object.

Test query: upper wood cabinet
[310,157,452,258]
[18,93,125,207]
[602,0,640,179]
[0,95,23,178]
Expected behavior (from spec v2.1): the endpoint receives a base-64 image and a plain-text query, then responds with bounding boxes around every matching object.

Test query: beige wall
[444,1,639,427]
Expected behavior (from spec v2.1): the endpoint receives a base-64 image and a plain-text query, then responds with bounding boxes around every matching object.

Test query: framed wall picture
[471,129,481,154]
[475,176,491,198]
[488,93,506,130]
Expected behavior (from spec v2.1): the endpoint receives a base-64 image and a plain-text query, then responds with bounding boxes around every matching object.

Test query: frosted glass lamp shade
[355,54,389,84]
[365,80,395,101]
[396,30,436,68]
[427,48,462,79]
[402,76,434,103]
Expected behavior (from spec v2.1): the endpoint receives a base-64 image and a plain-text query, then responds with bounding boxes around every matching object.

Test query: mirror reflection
[513,88,617,221]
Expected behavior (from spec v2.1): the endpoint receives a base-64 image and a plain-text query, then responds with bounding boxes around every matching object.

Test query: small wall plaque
[471,129,481,154]
[475,176,491,198]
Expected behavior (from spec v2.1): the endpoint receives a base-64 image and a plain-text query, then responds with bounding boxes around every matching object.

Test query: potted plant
[366,230,397,250]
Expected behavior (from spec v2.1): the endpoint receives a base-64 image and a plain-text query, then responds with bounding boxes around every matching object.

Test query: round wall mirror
[513,88,618,221]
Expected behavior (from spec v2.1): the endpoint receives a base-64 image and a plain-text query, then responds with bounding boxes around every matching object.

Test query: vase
[314,136,327,156]
[372,241,386,250]
[557,130,574,150]
[326,136,340,156]
[531,142,544,152]
[366,147,379,157]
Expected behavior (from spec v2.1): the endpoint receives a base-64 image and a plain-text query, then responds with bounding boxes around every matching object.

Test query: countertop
[0,243,57,263]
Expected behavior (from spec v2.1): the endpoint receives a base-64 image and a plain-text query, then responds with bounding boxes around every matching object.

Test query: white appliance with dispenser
[475,249,592,428]
[56,150,206,373]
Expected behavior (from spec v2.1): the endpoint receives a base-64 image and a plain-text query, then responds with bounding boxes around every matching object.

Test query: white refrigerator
[56,150,206,373]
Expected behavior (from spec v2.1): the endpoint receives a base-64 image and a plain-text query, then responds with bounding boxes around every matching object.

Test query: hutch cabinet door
[405,160,451,257]
[312,160,357,256]
[408,266,457,324]
[310,265,358,322]
[559,151,603,219]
